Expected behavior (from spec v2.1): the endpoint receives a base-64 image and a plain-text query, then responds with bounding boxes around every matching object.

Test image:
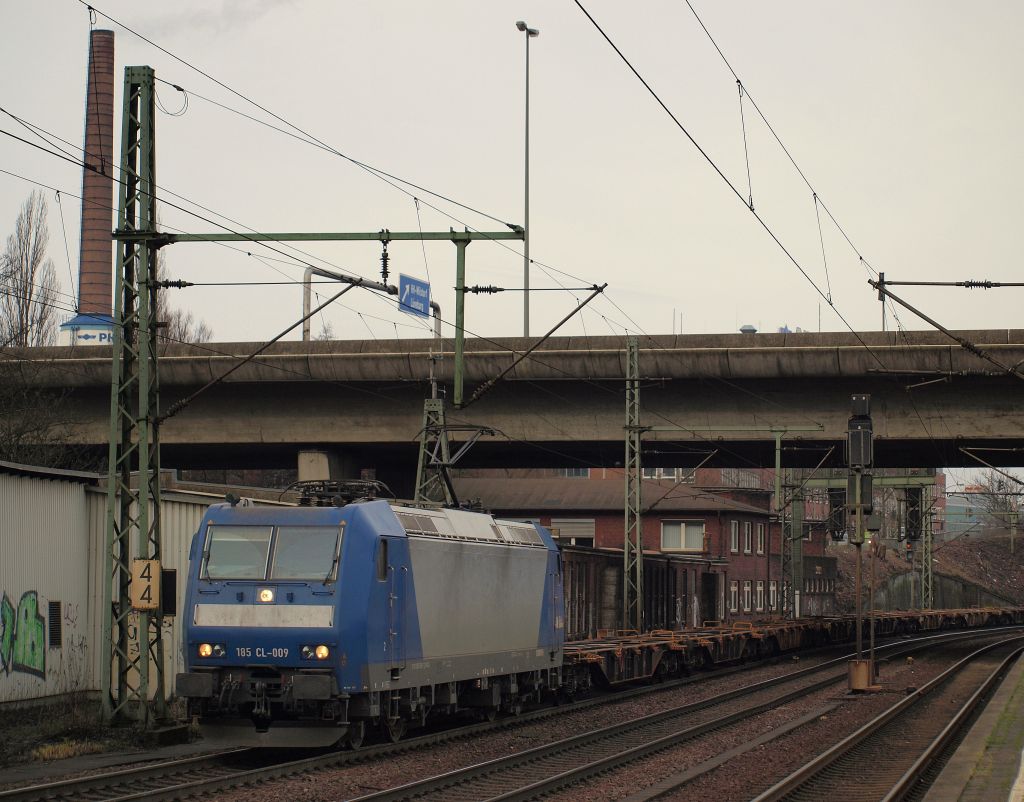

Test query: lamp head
[528,27,540,37]
[516,20,527,31]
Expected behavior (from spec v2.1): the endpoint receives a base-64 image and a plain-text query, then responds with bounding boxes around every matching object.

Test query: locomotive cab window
[202,525,273,580]
[271,526,343,581]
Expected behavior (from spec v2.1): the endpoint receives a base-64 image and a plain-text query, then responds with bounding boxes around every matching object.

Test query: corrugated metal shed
[0,464,92,704]
[1,461,281,706]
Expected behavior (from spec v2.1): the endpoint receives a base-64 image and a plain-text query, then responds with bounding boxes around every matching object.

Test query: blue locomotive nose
[177,506,352,746]
[178,498,565,748]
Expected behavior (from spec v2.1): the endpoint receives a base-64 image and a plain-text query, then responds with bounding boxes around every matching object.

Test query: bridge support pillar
[297,449,358,482]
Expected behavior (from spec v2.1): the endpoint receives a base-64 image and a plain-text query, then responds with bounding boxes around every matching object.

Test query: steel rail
[752,637,1024,802]
[349,629,1020,802]
[0,654,790,802]
[0,748,250,802]
[3,629,1016,802]
[882,648,1023,802]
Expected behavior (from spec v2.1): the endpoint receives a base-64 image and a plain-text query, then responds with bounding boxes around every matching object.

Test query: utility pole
[105,67,525,721]
[790,474,805,618]
[623,336,644,631]
[414,399,453,505]
[103,65,165,725]
[847,394,873,691]
[922,487,934,609]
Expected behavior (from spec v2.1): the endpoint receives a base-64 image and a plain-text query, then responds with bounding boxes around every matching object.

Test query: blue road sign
[398,274,431,318]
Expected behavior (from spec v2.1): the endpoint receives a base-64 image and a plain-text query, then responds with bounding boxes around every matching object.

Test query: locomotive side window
[376,539,388,580]
[271,526,343,581]
[202,525,273,580]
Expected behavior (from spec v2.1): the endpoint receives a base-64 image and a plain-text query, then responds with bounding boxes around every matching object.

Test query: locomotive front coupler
[252,681,271,732]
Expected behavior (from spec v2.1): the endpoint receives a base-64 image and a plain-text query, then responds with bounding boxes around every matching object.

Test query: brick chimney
[77,29,115,317]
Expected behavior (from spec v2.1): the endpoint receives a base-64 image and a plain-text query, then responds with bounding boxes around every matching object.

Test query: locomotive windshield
[201,524,343,582]
[203,525,273,580]
[271,526,342,581]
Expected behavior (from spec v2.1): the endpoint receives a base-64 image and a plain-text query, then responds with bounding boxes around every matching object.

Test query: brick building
[454,475,836,621]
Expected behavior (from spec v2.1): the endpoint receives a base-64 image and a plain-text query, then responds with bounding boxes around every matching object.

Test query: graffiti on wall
[0,591,46,678]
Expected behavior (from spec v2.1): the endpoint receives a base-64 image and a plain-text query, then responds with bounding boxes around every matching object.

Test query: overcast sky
[3,1,1023,351]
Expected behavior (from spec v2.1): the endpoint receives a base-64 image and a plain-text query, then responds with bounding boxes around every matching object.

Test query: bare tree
[314,320,335,341]
[968,468,1022,532]
[0,191,60,347]
[0,359,100,469]
[160,302,213,345]
[154,247,213,347]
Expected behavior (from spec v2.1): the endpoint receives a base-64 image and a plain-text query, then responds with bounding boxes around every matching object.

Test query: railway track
[0,655,777,802]
[348,630,1019,802]
[2,628,1015,802]
[752,637,1024,802]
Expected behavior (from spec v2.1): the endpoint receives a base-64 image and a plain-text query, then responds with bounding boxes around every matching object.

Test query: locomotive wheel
[345,721,366,750]
[383,716,406,743]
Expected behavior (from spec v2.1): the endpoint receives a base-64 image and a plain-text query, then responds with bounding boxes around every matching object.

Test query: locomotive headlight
[258,588,275,603]
[315,645,330,660]
[301,645,313,660]
[198,643,213,658]
[212,644,226,658]
[301,644,331,660]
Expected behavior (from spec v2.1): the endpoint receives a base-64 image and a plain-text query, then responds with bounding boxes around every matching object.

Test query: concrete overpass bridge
[11,329,1024,493]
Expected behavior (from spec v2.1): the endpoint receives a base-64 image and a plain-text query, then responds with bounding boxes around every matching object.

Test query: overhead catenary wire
[0,107,393,288]
[872,279,1024,381]
[573,1,990,470]
[0,162,823,468]
[148,77,620,316]
[681,0,871,268]
[572,0,890,377]
[61,6,831,473]
[6,40,621,341]
[157,281,361,423]
[76,2,520,231]
[86,10,108,176]
[2,110,596,343]
[6,15,921,477]
[737,80,754,210]
[813,194,832,304]
[52,191,77,308]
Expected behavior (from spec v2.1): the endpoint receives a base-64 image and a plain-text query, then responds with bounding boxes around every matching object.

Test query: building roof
[0,460,102,484]
[454,476,771,516]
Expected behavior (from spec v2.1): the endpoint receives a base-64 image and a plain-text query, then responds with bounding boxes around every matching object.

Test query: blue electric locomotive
[175,495,565,747]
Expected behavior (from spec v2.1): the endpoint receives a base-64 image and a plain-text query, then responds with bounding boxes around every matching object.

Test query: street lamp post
[516,20,539,337]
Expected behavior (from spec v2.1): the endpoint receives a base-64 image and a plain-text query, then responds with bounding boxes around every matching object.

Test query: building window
[556,468,590,478]
[743,521,752,554]
[803,523,812,542]
[730,520,739,553]
[743,580,752,612]
[729,580,738,613]
[642,467,693,481]
[756,580,765,611]
[550,518,595,547]
[756,523,766,554]
[769,580,778,610]
[662,520,705,552]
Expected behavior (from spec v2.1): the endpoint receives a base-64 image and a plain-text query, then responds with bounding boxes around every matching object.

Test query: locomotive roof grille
[393,508,545,547]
